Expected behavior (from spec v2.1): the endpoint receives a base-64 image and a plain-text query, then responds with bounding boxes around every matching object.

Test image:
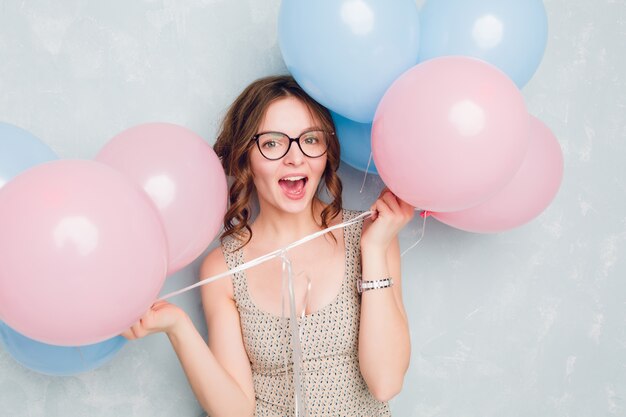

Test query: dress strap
[340,209,365,291]
[342,209,365,248]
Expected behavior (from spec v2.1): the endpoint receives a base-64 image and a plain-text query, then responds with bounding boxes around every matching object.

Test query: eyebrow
[255,127,324,136]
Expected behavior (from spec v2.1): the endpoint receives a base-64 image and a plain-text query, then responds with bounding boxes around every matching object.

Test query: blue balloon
[0,321,126,376]
[418,0,548,88]
[332,112,378,175]
[279,0,420,123]
[0,122,58,188]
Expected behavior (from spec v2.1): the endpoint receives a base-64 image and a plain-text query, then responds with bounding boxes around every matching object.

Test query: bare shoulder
[200,244,229,276]
[199,244,234,304]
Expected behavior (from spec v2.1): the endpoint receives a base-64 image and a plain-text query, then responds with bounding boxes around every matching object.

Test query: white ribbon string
[359,151,374,194]
[159,210,373,301]
[280,251,308,417]
[280,256,289,400]
[301,274,312,321]
[401,210,428,257]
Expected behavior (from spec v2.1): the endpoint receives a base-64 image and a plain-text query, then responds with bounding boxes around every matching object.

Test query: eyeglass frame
[251,130,334,161]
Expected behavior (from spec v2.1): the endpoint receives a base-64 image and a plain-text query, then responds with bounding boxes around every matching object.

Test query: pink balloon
[96,123,228,275]
[432,116,563,232]
[0,160,168,346]
[372,56,530,212]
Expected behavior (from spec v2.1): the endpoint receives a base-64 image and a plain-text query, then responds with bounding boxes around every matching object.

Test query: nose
[282,139,305,165]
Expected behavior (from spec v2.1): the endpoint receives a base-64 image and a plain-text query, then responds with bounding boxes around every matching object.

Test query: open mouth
[278,175,308,199]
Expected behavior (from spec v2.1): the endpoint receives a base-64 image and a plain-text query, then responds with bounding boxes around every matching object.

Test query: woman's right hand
[121,300,188,340]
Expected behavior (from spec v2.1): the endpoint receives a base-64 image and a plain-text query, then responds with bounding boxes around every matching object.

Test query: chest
[243,238,347,317]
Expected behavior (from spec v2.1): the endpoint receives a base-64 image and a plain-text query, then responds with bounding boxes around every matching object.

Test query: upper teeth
[283,176,305,181]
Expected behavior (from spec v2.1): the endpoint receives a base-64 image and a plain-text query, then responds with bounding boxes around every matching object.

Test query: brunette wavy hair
[213,75,342,249]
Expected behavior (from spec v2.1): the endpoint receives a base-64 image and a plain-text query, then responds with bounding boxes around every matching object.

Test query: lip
[278,173,309,201]
[278,173,309,181]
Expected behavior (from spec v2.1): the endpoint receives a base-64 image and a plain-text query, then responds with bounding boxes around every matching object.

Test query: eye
[258,133,286,149]
[302,134,320,145]
[261,140,278,149]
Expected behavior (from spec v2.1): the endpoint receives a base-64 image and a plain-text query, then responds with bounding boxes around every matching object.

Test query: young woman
[123,75,413,416]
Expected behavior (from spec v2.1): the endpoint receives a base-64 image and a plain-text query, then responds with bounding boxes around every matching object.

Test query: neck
[251,198,326,248]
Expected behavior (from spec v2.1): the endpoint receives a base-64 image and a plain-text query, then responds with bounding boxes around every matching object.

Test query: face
[250,96,328,215]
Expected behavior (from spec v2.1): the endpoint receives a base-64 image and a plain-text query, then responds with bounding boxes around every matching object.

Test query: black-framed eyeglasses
[252,130,333,161]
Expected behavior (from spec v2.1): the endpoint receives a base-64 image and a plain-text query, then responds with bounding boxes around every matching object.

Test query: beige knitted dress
[220,209,391,416]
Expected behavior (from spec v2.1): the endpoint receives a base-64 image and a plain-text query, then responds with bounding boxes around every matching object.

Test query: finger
[396,196,412,210]
[369,206,378,221]
[381,190,414,219]
[120,329,136,340]
[400,200,416,219]
[372,198,392,217]
[369,201,380,220]
[130,322,147,339]
[378,187,390,198]
[381,191,402,214]
[388,195,414,219]
[151,300,170,310]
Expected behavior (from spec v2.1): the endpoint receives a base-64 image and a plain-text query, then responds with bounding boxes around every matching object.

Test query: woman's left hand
[361,188,415,253]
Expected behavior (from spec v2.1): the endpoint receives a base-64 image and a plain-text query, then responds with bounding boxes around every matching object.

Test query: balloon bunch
[280,0,563,233]
[0,122,227,375]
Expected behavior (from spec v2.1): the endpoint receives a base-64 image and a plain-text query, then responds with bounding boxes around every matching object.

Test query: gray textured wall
[1,1,625,416]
